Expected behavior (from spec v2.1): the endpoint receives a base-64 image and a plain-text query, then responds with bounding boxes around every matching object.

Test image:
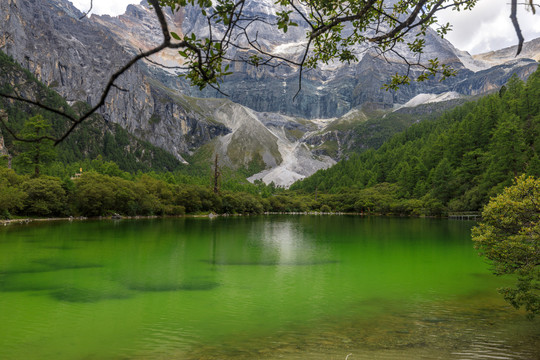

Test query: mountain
[0,0,538,187]
[0,0,228,165]
[473,37,540,66]
[93,1,540,119]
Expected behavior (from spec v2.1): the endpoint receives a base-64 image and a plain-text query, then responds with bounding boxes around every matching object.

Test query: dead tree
[212,153,221,194]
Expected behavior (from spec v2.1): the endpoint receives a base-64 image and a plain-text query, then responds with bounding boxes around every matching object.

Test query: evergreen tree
[429,157,453,203]
[484,114,526,192]
[14,115,56,176]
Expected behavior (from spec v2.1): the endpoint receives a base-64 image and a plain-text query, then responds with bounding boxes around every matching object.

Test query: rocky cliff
[0,131,6,157]
[0,49,184,172]
[0,0,229,163]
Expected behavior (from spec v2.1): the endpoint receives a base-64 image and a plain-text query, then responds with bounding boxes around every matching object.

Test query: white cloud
[436,0,540,54]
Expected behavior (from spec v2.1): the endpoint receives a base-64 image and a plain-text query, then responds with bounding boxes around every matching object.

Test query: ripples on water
[161,297,538,360]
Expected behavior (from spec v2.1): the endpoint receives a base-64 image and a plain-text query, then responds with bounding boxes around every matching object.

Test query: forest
[291,69,540,214]
[1,58,539,218]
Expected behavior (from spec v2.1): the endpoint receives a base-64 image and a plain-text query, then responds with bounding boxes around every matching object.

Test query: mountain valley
[0,0,539,187]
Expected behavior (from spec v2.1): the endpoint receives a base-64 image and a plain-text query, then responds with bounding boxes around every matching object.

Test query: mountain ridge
[0,0,539,186]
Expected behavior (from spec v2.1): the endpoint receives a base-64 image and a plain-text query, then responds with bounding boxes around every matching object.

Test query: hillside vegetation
[0,51,181,173]
[291,69,540,215]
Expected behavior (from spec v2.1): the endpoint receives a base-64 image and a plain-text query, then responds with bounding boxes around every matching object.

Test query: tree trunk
[213,154,220,194]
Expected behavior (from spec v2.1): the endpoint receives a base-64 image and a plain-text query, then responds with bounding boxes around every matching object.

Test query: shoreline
[0,212,330,226]
[0,211,462,227]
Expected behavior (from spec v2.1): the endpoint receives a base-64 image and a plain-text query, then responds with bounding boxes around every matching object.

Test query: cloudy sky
[69,0,540,54]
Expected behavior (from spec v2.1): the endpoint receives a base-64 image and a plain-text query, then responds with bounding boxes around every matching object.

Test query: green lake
[0,216,538,359]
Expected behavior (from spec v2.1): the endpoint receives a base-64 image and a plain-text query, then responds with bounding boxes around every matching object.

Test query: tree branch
[78,0,93,20]
[0,93,78,123]
[511,0,525,55]
[0,110,57,143]
[310,0,378,40]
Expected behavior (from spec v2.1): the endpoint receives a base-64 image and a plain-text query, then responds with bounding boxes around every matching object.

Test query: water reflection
[259,220,308,265]
[206,217,333,266]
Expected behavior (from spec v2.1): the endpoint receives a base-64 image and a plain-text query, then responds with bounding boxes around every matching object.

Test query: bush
[320,204,332,213]
[74,172,116,216]
[22,176,66,216]
[0,169,26,216]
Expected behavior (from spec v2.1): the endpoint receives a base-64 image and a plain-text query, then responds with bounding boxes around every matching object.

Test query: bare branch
[293,37,313,100]
[0,109,56,143]
[206,82,230,97]
[511,0,525,55]
[369,0,442,43]
[143,54,186,70]
[0,92,77,123]
[112,84,129,92]
[78,0,93,20]
[286,0,315,30]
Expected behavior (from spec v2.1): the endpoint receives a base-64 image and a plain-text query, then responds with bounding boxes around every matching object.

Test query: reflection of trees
[211,223,217,267]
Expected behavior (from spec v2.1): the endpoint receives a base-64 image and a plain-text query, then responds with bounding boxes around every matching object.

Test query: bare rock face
[204,36,537,118]
[0,131,6,157]
[0,0,227,162]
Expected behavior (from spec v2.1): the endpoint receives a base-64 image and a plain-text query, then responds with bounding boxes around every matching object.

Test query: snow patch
[456,49,491,72]
[396,91,462,110]
[273,41,308,56]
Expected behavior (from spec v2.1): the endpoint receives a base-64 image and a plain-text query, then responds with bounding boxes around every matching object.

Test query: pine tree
[485,114,526,188]
[14,115,56,176]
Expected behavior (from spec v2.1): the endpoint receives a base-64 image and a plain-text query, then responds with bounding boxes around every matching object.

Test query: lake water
[0,216,538,359]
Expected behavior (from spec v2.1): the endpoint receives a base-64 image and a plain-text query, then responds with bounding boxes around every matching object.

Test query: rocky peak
[473,37,540,66]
